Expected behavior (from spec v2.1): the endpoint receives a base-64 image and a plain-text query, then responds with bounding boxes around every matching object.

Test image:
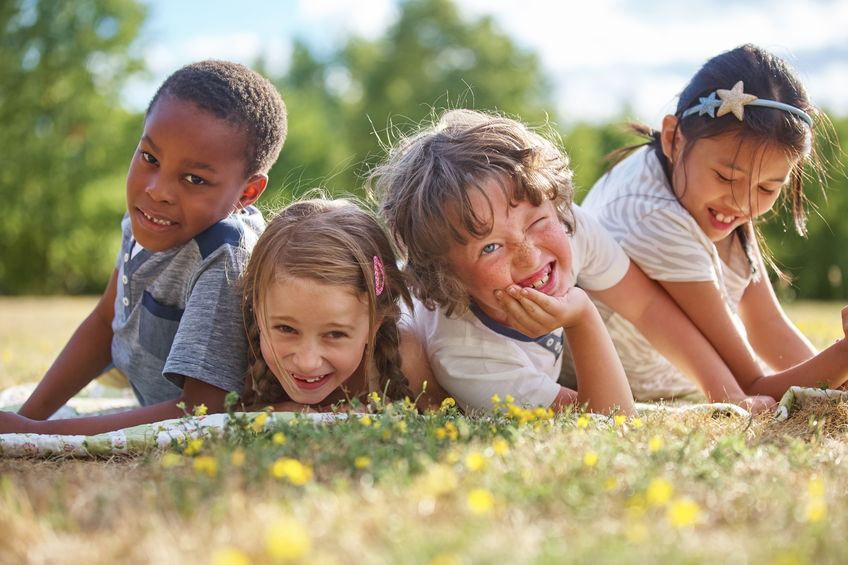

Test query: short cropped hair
[148,60,287,178]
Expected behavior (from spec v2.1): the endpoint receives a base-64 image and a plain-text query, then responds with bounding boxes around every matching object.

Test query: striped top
[582,146,754,400]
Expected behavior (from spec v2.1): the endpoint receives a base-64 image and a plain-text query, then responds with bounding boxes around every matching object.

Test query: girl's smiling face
[258,276,371,406]
[662,117,798,243]
[446,177,573,327]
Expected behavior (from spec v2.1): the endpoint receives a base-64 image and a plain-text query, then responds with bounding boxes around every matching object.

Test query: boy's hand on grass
[494,285,592,338]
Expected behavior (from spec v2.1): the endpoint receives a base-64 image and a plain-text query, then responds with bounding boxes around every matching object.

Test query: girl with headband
[582,44,848,401]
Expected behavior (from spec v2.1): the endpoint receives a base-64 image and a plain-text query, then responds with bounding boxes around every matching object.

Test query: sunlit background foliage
[1,0,845,297]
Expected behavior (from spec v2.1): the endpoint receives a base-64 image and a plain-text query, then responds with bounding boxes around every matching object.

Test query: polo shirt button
[124,253,129,262]
[122,297,129,307]
[122,275,128,284]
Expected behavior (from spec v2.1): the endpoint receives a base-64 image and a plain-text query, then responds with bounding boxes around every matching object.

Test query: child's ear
[660,114,682,162]
[238,174,268,208]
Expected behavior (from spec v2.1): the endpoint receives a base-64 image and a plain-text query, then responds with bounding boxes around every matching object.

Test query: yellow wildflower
[272,431,286,445]
[160,452,183,468]
[492,437,509,456]
[354,456,371,469]
[193,455,218,478]
[632,417,643,428]
[649,435,664,453]
[804,497,827,523]
[467,488,494,515]
[807,475,825,497]
[667,497,700,528]
[583,452,598,467]
[505,394,514,404]
[646,477,673,506]
[440,397,456,409]
[183,437,203,456]
[252,412,268,433]
[265,516,312,561]
[361,414,372,427]
[412,463,458,498]
[211,547,252,565]
[614,414,626,427]
[576,415,590,429]
[491,393,501,404]
[369,391,381,405]
[231,448,246,467]
[466,452,486,471]
[396,420,408,434]
[193,403,208,417]
[604,477,618,491]
[270,457,314,485]
[435,427,447,439]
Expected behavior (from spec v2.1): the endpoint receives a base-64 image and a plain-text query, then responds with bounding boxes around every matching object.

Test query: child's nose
[292,342,322,373]
[145,175,175,203]
[513,239,538,267]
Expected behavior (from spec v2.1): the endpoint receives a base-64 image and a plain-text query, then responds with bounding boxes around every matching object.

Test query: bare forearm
[19,315,114,419]
[745,338,848,398]
[567,308,635,416]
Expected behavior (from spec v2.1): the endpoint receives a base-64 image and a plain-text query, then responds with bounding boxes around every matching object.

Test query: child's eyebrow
[141,134,218,174]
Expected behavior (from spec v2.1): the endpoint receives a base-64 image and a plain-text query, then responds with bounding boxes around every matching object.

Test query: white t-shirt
[581,146,754,400]
[402,205,630,414]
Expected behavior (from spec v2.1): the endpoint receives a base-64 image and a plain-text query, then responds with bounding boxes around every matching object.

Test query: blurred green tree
[0,0,145,294]
[263,0,554,202]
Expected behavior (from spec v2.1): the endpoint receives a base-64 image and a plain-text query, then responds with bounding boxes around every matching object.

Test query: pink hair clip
[373,255,385,296]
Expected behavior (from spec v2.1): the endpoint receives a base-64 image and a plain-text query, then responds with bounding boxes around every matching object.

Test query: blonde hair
[371,109,575,316]
[242,198,413,404]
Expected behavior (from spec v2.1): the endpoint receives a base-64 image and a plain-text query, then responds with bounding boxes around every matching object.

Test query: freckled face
[667,131,797,243]
[258,276,372,406]
[446,178,573,326]
[125,95,257,251]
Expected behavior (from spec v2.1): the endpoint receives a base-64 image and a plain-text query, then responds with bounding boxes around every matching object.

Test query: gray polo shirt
[111,207,264,406]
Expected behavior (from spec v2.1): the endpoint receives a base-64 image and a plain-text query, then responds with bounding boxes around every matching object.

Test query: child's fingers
[494,287,564,337]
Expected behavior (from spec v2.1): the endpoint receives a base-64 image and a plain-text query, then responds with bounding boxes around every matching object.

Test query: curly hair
[241,198,414,405]
[148,60,287,178]
[371,109,575,317]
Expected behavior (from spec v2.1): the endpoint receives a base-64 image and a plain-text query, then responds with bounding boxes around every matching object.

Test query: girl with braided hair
[241,197,443,411]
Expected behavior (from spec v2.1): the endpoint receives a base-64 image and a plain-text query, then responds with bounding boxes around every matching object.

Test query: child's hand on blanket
[493,284,593,338]
[0,410,41,434]
[726,393,776,415]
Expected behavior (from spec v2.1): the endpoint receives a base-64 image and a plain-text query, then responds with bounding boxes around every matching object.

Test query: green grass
[1,297,847,564]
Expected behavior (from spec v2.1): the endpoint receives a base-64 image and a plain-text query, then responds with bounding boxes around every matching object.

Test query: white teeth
[143,210,174,226]
[529,271,550,290]
[714,212,734,224]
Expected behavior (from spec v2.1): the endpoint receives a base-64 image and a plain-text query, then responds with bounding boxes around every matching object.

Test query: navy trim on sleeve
[194,216,244,259]
[469,302,563,359]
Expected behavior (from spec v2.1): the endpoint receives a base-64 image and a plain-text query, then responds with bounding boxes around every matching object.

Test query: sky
[129,0,848,125]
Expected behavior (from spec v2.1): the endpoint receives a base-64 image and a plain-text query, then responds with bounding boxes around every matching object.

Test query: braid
[244,308,285,404]
[372,320,414,401]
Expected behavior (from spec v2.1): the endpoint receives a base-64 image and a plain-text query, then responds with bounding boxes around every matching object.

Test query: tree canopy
[1,0,846,299]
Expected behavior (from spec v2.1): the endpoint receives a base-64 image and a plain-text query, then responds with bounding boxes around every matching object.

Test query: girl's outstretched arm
[592,262,774,412]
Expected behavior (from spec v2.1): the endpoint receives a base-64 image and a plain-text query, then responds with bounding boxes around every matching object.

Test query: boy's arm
[0,376,228,435]
[591,262,775,412]
[556,287,635,416]
[17,269,119,420]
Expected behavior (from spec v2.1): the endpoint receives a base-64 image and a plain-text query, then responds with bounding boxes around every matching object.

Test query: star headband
[681,81,813,128]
